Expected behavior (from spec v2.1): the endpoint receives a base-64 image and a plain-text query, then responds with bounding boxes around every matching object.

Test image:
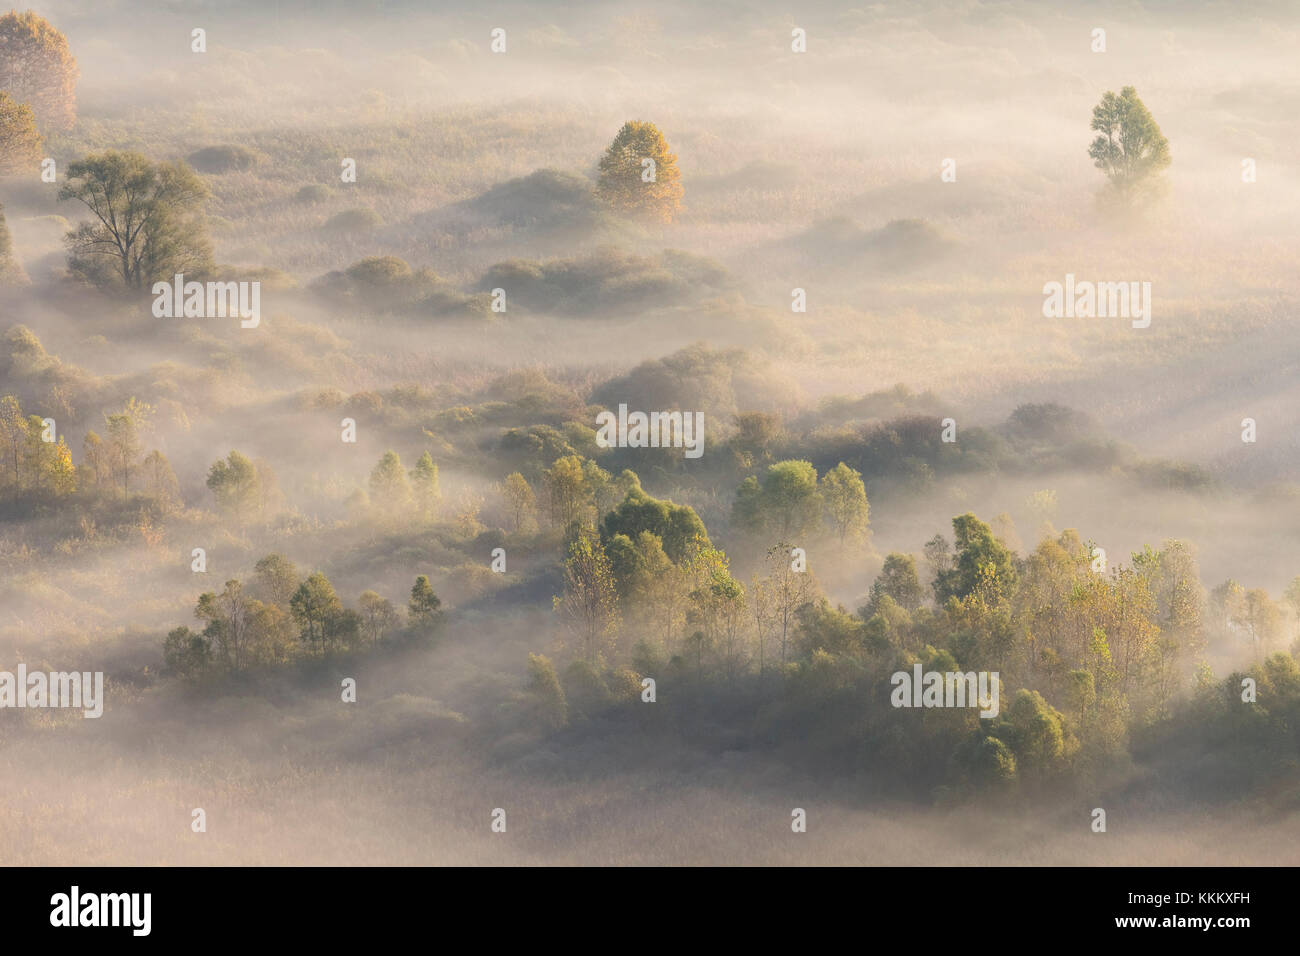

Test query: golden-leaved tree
[0,10,79,131]
[0,91,42,174]
[596,120,683,223]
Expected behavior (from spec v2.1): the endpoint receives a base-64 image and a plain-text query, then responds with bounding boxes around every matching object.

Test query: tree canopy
[0,10,78,131]
[0,91,42,175]
[596,120,683,223]
[1088,86,1170,200]
[59,150,213,289]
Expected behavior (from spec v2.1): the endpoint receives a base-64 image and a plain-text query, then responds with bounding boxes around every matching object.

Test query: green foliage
[526,653,568,729]
[291,571,345,651]
[818,461,869,548]
[600,485,709,564]
[410,451,441,518]
[60,151,213,289]
[477,248,727,316]
[253,554,300,608]
[187,144,260,173]
[163,626,211,680]
[206,451,260,524]
[993,689,1070,775]
[1088,86,1171,200]
[934,513,1017,604]
[407,574,442,631]
[868,553,924,614]
[556,530,620,661]
[501,471,535,532]
[732,459,822,541]
[369,450,412,514]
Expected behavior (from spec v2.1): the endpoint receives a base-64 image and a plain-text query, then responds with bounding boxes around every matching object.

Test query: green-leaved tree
[1088,86,1170,201]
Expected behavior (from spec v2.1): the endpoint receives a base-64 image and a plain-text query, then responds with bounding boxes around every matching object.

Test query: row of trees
[732,458,870,548]
[540,488,1300,789]
[164,553,443,678]
[0,392,184,507]
[0,393,75,500]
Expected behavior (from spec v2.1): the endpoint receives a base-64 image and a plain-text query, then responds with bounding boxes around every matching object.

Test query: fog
[1,0,1298,865]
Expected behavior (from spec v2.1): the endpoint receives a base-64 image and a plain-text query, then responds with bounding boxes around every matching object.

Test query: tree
[103,398,152,498]
[819,461,869,549]
[0,202,23,284]
[687,544,746,677]
[502,471,536,533]
[206,451,260,526]
[80,430,105,489]
[1243,589,1282,661]
[600,485,710,564]
[196,579,255,671]
[732,460,822,542]
[526,653,568,730]
[0,92,41,175]
[408,574,442,631]
[934,513,1017,604]
[291,572,344,652]
[636,532,693,656]
[141,449,181,511]
[359,590,399,645]
[0,395,24,499]
[409,451,440,518]
[868,553,924,613]
[60,151,213,290]
[163,626,211,680]
[596,120,683,223]
[25,417,74,497]
[253,553,299,608]
[1088,86,1170,200]
[729,411,783,469]
[544,454,591,528]
[762,541,817,664]
[0,11,78,131]
[555,530,620,661]
[1286,577,1300,644]
[369,450,412,515]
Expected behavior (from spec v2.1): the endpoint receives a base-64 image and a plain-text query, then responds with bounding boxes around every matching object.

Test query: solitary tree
[596,120,683,223]
[0,11,79,131]
[1088,86,1170,201]
[60,151,213,289]
[0,92,42,175]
